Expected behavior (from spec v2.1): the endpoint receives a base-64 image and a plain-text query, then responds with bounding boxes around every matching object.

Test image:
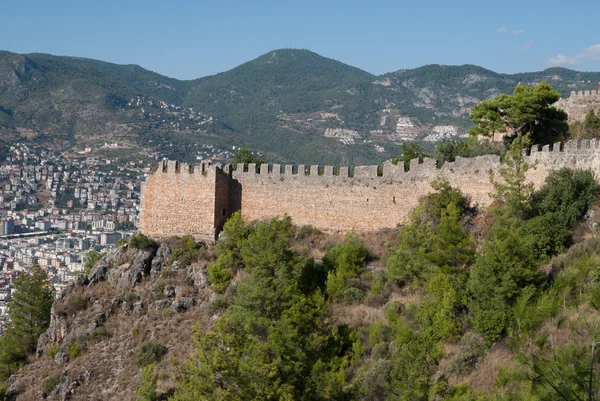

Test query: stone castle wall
[139,161,233,242]
[139,139,600,241]
[554,90,600,123]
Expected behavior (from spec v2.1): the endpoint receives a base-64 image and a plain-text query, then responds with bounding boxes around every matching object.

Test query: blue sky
[1,0,598,80]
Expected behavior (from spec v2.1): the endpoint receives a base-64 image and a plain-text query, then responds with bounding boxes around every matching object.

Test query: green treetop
[231,147,267,166]
[468,82,568,145]
[7,266,54,353]
[0,266,54,382]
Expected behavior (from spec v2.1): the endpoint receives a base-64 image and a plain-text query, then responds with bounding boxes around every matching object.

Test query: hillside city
[0,143,147,330]
[0,134,242,334]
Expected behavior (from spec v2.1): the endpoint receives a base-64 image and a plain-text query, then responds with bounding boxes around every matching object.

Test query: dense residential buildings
[0,143,145,329]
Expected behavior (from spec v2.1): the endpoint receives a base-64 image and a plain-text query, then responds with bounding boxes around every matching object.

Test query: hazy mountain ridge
[1,49,599,164]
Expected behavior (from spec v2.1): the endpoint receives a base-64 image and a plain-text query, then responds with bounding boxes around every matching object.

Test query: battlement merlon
[153,139,600,182]
[569,90,599,98]
[153,160,229,176]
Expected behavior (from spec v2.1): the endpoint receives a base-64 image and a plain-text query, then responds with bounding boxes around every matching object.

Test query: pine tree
[7,266,54,353]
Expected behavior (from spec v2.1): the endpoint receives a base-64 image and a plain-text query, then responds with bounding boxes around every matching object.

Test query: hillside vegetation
[5,136,600,400]
[2,49,600,164]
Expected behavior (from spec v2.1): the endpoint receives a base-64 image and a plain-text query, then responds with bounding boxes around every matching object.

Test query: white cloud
[545,55,579,67]
[520,42,535,51]
[579,44,600,61]
[497,26,524,35]
[545,44,600,67]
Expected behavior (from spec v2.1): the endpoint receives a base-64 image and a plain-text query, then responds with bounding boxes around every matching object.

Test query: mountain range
[1,48,600,165]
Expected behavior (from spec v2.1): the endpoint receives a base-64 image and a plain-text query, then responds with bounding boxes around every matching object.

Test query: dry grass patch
[330,303,385,327]
[449,343,515,393]
[387,290,424,307]
[232,268,249,285]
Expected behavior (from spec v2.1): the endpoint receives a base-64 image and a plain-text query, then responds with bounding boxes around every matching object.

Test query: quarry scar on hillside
[139,139,600,242]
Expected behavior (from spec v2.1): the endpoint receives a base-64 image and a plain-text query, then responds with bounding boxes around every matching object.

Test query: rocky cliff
[7,240,216,400]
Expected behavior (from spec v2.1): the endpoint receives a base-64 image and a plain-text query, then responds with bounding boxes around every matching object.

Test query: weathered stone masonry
[555,90,600,123]
[140,140,600,242]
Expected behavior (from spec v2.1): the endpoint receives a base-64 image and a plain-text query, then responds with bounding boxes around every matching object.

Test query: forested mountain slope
[5,140,600,400]
[1,49,600,164]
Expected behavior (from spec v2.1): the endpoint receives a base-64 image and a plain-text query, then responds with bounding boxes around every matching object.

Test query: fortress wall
[140,140,600,240]
[214,167,234,233]
[139,161,219,242]
[570,90,600,98]
[231,140,600,233]
[231,155,504,233]
[527,139,600,185]
[555,91,600,122]
[232,167,417,233]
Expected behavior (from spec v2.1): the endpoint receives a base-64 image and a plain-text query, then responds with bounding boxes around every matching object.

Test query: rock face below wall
[140,139,600,241]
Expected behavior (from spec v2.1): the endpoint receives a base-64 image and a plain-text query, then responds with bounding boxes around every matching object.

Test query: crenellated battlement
[555,91,600,123]
[153,139,600,181]
[140,139,600,241]
[228,139,600,178]
[570,90,600,98]
[156,160,213,175]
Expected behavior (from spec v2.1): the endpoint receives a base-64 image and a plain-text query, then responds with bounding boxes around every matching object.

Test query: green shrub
[207,259,232,293]
[209,297,229,313]
[384,301,405,322]
[435,137,501,166]
[529,168,600,228]
[417,271,465,341]
[445,332,487,376]
[47,344,58,360]
[324,234,369,299]
[369,321,391,346]
[361,359,393,397]
[370,272,386,296]
[342,287,364,304]
[548,237,600,274]
[83,249,102,274]
[295,224,322,240]
[66,339,83,358]
[206,212,252,293]
[325,270,346,299]
[136,363,161,401]
[129,233,158,250]
[371,342,389,359]
[470,308,510,344]
[124,292,139,303]
[169,235,205,266]
[387,180,474,286]
[63,292,87,314]
[135,342,167,367]
[160,269,175,278]
[89,326,109,340]
[43,374,60,394]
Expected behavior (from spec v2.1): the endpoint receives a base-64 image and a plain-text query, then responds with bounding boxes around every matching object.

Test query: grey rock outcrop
[107,247,156,291]
[37,307,68,357]
[151,243,171,276]
[45,368,91,401]
[171,297,195,313]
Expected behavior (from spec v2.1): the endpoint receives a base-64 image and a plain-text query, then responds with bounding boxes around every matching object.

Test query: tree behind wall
[468,82,568,146]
